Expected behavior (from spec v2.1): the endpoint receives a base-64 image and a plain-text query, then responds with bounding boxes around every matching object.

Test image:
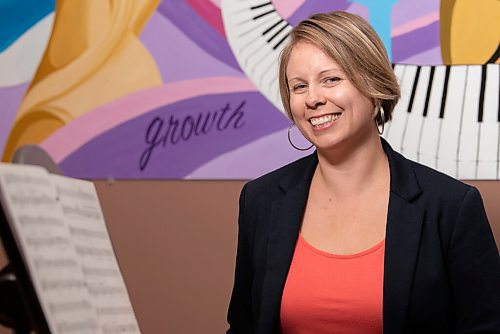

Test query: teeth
[310,113,341,126]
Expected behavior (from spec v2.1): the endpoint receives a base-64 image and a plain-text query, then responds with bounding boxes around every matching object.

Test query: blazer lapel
[382,139,424,334]
[257,154,317,334]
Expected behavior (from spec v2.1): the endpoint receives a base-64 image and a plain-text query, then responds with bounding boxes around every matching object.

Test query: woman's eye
[325,77,340,84]
[292,84,307,92]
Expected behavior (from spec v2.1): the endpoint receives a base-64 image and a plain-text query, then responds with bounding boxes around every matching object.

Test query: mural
[0,0,498,179]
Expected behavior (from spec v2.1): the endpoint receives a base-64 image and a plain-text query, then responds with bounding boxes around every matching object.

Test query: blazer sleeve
[447,186,500,332]
[227,184,254,334]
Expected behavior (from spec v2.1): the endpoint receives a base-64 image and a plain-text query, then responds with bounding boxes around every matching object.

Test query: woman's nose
[305,86,326,109]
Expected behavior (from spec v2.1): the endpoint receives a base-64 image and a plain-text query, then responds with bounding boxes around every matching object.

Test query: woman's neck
[315,136,389,200]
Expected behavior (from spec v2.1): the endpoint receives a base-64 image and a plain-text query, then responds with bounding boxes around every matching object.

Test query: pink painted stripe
[208,0,220,8]
[187,0,225,37]
[40,77,257,162]
[392,11,439,37]
[273,0,306,20]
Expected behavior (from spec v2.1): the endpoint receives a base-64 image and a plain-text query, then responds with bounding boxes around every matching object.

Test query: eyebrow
[287,68,342,82]
[318,68,341,75]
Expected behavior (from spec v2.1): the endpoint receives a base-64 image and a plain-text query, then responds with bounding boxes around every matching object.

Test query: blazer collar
[258,138,424,334]
[381,138,421,201]
[276,138,422,200]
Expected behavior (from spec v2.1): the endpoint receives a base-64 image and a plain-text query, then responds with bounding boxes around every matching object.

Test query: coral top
[280,234,385,334]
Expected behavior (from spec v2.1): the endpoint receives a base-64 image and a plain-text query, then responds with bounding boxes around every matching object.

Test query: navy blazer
[227,139,500,334]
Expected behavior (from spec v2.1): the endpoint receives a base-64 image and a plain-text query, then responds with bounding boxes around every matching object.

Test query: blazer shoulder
[407,159,474,204]
[244,153,316,199]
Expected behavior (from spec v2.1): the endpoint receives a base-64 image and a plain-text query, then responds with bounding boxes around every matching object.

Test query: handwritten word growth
[139,101,246,170]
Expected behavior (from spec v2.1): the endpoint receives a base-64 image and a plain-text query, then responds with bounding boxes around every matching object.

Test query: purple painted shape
[0,83,29,155]
[140,12,243,82]
[399,46,442,65]
[392,21,440,63]
[188,128,310,179]
[287,0,350,26]
[392,0,439,27]
[59,92,290,179]
[345,2,369,20]
[156,0,240,72]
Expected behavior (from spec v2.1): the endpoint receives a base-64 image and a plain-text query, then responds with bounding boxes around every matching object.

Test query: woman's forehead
[286,42,344,76]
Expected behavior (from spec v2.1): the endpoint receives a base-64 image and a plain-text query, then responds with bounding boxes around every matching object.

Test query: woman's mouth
[309,113,342,128]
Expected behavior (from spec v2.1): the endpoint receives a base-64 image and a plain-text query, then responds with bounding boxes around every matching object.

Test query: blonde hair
[279,11,400,125]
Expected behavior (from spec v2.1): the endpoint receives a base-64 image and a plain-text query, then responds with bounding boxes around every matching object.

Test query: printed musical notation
[62,204,102,220]
[41,278,86,290]
[56,319,100,333]
[53,174,141,333]
[88,284,127,296]
[3,172,50,187]
[0,163,141,333]
[19,214,64,227]
[102,323,140,334]
[48,300,92,314]
[34,258,78,270]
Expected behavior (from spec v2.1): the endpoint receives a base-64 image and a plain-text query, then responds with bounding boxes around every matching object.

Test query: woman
[227,11,500,334]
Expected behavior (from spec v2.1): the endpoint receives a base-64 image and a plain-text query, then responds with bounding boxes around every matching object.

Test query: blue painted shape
[0,0,55,52]
[349,0,400,61]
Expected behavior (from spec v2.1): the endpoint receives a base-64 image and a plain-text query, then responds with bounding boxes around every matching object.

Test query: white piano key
[477,64,499,179]
[418,66,447,169]
[237,16,276,44]
[387,65,418,151]
[222,0,288,112]
[457,66,482,179]
[437,66,467,177]
[401,66,431,161]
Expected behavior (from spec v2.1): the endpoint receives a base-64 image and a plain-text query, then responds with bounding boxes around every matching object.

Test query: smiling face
[286,41,378,153]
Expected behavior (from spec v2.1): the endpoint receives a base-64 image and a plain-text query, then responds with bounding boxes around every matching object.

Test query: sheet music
[52,175,140,333]
[0,163,100,333]
[0,163,142,333]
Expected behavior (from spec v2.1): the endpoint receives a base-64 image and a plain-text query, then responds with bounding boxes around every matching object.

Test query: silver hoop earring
[376,106,385,136]
[287,124,314,151]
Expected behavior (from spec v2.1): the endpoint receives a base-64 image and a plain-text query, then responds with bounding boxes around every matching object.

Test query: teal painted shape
[349,0,400,61]
[0,0,55,52]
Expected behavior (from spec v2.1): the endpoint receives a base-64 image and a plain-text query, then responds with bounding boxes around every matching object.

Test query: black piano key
[262,19,283,36]
[422,66,435,117]
[253,9,275,20]
[439,66,451,119]
[407,66,421,113]
[266,22,288,43]
[273,32,290,50]
[251,2,272,10]
[238,16,275,38]
[478,65,487,122]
